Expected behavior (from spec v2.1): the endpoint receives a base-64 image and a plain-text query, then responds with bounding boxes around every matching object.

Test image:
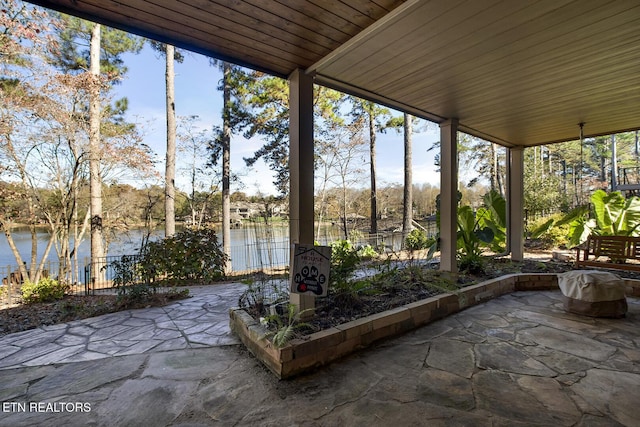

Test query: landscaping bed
[232,256,640,379]
[0,290,189,337]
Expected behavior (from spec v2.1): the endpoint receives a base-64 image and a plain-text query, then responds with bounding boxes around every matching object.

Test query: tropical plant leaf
[620,196,640,236]
[475,226,494,244]
[483,190,507,228]
[568,218,595,247]
[556,205,589,226]
[530,218,554,239]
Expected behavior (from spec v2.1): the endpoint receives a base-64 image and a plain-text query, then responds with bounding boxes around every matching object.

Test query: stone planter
[230,273,640,379]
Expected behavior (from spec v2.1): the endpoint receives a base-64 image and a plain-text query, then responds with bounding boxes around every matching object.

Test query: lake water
[0,224,405,280]
[0,225,291,273]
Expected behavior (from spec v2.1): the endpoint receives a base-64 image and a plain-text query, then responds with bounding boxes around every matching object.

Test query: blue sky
[113,45,442,195]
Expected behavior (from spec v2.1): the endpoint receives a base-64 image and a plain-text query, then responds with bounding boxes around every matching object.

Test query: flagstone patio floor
[0,282,638,426]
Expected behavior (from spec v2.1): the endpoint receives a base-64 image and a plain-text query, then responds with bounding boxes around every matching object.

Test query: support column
[288,69,315,312]
[508,147,524,261]
[439,119,459,272]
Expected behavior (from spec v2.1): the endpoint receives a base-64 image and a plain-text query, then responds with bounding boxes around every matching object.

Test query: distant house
[230,202,258,219]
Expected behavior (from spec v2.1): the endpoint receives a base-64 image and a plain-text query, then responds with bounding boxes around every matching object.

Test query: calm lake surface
[0,224,402,275]
[0,225,292,272]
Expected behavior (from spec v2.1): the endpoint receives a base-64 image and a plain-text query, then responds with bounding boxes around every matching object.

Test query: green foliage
[557,190,640,246]
[108,254,159,303]
[354,264,461,297]
[329,240,361,291]
[529,218,555,239]
[456,205,493,275]
[527,214,569,249]
[404,229,431,250]
[454,190,506,273]
[110,255,148,288]
[54,15,144,76]
[264,305,311,348]
[476,190,507,253]
[458,252,486,275]
[524,172,567,217]
[116,283,157,304]
[457,206,494,257]
[141,228,228,285]
[357,244,378,260]
[591,190,640,236]
[21,278,68,304]
[109,228,228,294]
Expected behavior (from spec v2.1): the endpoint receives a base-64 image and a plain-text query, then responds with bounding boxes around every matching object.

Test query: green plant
[558,190,640,247]
[110,255,149,288]
[456,204,494,274]
[357,244,378,260]
[117,283,157,304]
[329,239,361,291]
[527,214,569,249]
[405,229,432,251]
[265,304,311,348]
[21,278,69,304]
[476,190,507,253]
[141,228,229,285]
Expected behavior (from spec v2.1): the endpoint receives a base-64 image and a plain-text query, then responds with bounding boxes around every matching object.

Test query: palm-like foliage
[556,190,640,247]
[267,305,311,348]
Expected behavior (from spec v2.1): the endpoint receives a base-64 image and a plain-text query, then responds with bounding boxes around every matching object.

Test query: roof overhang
[28,0,640,148]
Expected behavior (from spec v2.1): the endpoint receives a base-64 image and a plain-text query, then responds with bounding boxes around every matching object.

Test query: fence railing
[1,230,422,305]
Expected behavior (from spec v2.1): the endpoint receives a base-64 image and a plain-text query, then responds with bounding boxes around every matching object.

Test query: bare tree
[177,115,220,228]
[319,125,367,239]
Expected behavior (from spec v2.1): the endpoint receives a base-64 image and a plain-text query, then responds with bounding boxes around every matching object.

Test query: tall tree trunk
[490,143,497,191]
[611,134,617,191]
[222,62,232,273]
[402,113,413,241]
[89,23,105,281]
[165,44,176,237]
[496,146,504,197]
[342,185,349,240]
[369,111,377,235]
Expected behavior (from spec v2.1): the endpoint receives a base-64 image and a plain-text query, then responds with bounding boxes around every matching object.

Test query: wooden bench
[575,235,640,272]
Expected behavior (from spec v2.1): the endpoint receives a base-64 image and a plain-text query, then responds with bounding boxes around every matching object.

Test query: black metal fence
[1,230,425,306]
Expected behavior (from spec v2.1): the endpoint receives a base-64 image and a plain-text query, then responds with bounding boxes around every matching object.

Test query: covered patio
[28,0,640,279]
[4,3,640,424]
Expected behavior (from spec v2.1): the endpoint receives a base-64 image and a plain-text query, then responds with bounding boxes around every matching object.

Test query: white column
[508,147,524,261]
[288,69,315,313]
[439,119,459,272]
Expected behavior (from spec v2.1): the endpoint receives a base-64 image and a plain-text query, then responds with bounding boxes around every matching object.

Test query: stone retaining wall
[229,273,640,379]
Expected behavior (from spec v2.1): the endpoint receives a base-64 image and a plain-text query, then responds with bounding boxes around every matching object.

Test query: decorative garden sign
[290,244,331,297]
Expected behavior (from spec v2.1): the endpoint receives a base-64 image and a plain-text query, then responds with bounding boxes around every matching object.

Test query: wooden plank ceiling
[28,0,640,148]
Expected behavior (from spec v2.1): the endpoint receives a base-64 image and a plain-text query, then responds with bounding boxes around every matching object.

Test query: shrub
[141,228,229,285]
[21,278,68,304]
[405,229,431,250]
[329,239,360,291]
[357,244,378,260]
[458,252,486,275]
[527,214,569,249]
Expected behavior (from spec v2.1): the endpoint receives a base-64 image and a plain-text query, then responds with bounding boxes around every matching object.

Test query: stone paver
[0,284,245,370]
[0,284,639,426]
